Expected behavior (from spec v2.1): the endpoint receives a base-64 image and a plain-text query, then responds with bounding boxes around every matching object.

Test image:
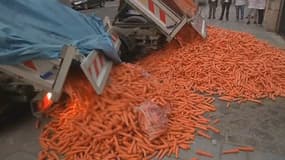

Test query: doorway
[279,0,285,35]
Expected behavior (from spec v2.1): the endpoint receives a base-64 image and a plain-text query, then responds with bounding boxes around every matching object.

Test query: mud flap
[189,14,207,39]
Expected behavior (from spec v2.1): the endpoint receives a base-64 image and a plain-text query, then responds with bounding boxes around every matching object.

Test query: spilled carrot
[38,25,285,160]
[196,150,214,158]
[238,146,255,152]
[207,125,220,134]
[212,119,220,125]
[223,148,240,154]
[197,130,211,140]
[226,102,231,108]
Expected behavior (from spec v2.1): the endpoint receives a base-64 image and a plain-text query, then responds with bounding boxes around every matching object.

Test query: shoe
[226,18,229,21]
[219,18,223,21]
[213,16,216,19]
[208,17,211,19]
[247,21,250,24]
[254,21,257,24]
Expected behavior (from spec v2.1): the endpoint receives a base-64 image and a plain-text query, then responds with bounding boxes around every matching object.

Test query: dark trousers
[257,9,265,24]
[208,3,217,18]
[235,5,245,20]
[220,3,231,20]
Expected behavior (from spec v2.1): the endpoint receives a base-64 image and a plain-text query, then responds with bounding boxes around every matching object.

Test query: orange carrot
[179,143,190,150]
[226,102,231,108]
[196,124,208,131]
[175,146,179,158]
[219,96,235,102]
[159,148,168,160]
[223,148,240,154]
[38,26,285,160]
[197,130,211,140]
[212,119,220,125]
[248,99,262,104]
[238,146,255,152]
[196,150,214,158]
[207,125,220,134]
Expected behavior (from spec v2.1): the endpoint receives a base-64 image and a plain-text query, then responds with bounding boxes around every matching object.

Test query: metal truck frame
[112,0,207,60]
[124,0,206,40]
[0,17,121,114]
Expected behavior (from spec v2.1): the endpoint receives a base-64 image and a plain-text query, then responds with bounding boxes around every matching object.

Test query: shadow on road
[0,100,33,132]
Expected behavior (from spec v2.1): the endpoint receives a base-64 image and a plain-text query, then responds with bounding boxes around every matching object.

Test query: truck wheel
[84,4,88,10]
[100,0,105,7]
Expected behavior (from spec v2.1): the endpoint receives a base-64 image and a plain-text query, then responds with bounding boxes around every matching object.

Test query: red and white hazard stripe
[111,34,119,43]
[88,53,105,79]
[23,60,38,71]
[147,0,167,24]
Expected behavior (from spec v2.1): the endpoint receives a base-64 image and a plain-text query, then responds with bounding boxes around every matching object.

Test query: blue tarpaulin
[0,0,121,64]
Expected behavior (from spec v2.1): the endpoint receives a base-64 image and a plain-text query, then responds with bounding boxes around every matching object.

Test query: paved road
[1,1,285,160]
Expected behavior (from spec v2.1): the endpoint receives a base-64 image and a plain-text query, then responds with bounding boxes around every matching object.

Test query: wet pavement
[0,1,285,160]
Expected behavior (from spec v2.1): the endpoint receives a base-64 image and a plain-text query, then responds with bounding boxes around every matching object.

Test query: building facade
[264,0,285,35]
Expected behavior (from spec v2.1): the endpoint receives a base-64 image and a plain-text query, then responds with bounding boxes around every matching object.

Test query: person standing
[256,0,266,25]
[234,0,246,21]
[219,0,232,21]
[247,0,258,24]
[208,0,218,19]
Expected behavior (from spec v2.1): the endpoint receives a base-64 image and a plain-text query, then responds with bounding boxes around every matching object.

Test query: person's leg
[213,6,216,19]
[240,5,245,20]
[236,6,240,20]
[254,9,257,24]
[247,8,253,24]
[225,3,230,21]
[220,4,226,20]
[261,9,265,24]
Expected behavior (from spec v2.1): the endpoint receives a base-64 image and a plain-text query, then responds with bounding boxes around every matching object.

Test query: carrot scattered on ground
[196,150,214,158]
[197,130,211,140]
[191,157,199,160]
[223,148,240,154]
[38,25,285,160]
[226,102,231,108]
[212,119,220,125]
[207,125,220,134]
[139,27,285,102]
[238,146,255,152]
[38,62,215,160]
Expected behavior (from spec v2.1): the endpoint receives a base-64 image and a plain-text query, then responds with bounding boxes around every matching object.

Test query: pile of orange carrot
[39,63,216,160]
[138,26,285,102]
[38,26,285,159]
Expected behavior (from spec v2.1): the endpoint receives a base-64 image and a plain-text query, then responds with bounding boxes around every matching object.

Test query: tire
[0,87,33,126]
[100,0,105,7]
[83,3,88,10]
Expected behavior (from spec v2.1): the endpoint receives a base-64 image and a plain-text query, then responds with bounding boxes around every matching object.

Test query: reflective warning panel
[80,51,112,94]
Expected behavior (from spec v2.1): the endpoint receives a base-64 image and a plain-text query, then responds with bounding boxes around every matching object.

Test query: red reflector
[148,0,155,13]
[38,93,53,111]
[23,61,37,71]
